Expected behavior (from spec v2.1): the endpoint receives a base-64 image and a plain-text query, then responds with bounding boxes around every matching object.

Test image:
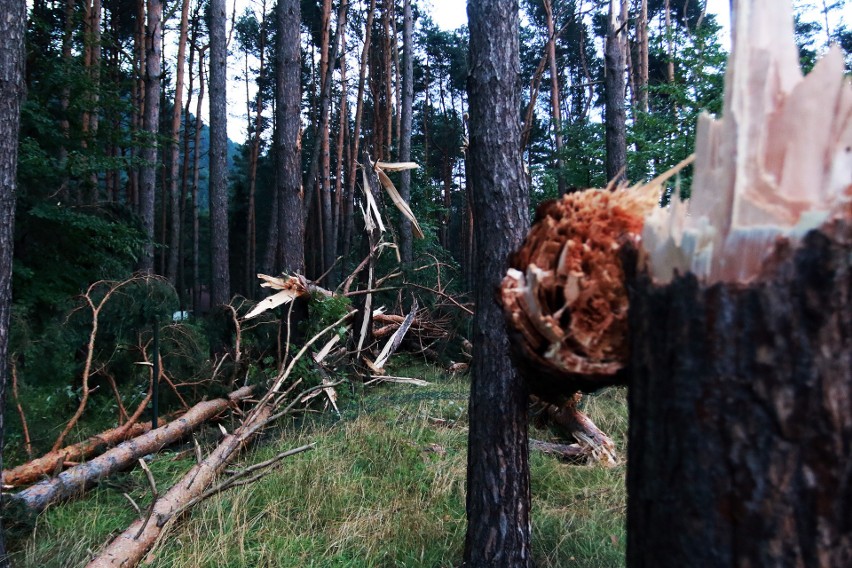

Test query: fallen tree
[8,387,253,513]
[2,415,175,488]
[85,312,352,568]
[626,0,852,564]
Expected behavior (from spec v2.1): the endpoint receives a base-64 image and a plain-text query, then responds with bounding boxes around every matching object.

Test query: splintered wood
[500,180,661,398]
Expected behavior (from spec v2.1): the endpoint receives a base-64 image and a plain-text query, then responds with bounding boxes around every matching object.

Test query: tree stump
[627,222,851,566]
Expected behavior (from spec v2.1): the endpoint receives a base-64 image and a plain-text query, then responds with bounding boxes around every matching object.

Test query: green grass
[7,361,627,568]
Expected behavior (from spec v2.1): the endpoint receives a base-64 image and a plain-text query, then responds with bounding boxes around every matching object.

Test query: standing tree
[398,0,414,264]
[464,0,532,566]
[276,0,304,275]
[209,0,231,305]
[604,0,627,182]
[0,0,25,563]
[138,0,163,273]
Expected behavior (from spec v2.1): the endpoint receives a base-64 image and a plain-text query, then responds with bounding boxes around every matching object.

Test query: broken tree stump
[628,0,851,564]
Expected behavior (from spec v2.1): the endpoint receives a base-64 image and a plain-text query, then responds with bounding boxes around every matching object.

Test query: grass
[7,360,628,568]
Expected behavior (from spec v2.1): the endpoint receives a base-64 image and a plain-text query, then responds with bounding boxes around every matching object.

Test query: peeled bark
[2,416,173,487]
[10,387,252,513]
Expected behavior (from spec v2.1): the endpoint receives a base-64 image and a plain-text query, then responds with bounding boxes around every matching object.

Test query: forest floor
[7,359,627,568]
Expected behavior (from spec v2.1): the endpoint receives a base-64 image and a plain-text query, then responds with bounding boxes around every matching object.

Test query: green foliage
[13,201,147,321]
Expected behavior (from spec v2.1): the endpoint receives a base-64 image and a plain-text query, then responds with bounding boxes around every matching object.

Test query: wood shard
[643,0,852,284]
[500,184,659,398]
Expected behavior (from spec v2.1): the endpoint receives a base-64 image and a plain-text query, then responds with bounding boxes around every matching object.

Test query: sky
[216,0,737,141]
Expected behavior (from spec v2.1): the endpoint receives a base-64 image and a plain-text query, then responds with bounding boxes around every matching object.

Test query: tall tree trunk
[166,0,191,284]
[319,0,335,283]
[664,0,674,83]
[138,0,163,273]
[244,1,268,297]
[343,0,376,266]
[398,0,413,264]
[276,0,304,275]
[58,0,74,202]
[0,2,25,563]
[637,0,649,112]
[332,16,347,274]
[209,0,231,305]
[191,50,206,313]
[464,0,532,565]
[543,0,565,195]
[604,0,627,183]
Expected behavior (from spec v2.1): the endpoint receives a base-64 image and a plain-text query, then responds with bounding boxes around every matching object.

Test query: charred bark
[626,223,852,567]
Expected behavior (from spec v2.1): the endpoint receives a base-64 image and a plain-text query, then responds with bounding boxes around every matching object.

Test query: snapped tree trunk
[626,224,852,567]
[630,0,852,564]
[0,3,25,564]
[9,388,253,514]
[464,0,532,565]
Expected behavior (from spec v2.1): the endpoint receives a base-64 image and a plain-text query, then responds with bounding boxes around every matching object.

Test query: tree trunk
[85,398,274,568]
[138,0,163,273]
[166,0,191,284]
[464,0,532,565]
[604,0,627,183]
[637,0,649,112]
[2,416,173,487]
[398,0,414,264]
[209,0,231,305]
[276,0,304,275]
[191,49,206,312]
[319,0,334,283]
[626,223,852,567]
[0,3,25,563]
[10,388,253,514]
[343,0,376,266]
[543,0,565,195]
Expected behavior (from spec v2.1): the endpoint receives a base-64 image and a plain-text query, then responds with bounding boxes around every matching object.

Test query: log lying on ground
[9,387,253,513]
[2,415,176,488]
[86,401,274,568]
[628,0,851,564]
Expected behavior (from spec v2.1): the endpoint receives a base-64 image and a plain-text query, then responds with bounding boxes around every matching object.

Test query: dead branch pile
[372,308,452,343]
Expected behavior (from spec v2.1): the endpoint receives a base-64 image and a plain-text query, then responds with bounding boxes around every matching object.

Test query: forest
[0,0,850,566]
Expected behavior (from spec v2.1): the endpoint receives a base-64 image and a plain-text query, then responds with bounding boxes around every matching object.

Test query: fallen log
[8,387,253,513]
[532,394,617,465]
[86,401,275,568]
[2,415,176,488]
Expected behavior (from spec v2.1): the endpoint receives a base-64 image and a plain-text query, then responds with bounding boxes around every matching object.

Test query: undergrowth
[8,360,627,568]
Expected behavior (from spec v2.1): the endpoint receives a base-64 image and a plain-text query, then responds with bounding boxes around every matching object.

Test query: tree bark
[166,0,191,284]
[626,223,852,567]
[276,0,304,275]
[398,0,414,264]
[464,0,532,565]
[138,0,163,273]
[2,416,173,487]
[637,0,649,112]
[543,0,565,195]
[605,0,627,183]
[209,0,231,305]
[10,388,253,514]
[0,3,25,563]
